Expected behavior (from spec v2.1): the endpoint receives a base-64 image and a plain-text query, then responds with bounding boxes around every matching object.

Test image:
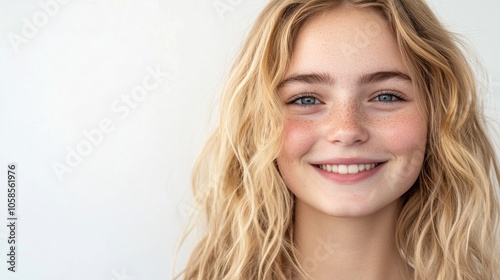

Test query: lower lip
[314,163,384,184]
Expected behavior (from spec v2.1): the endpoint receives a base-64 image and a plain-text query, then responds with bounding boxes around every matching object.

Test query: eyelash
[287,91,405,107]
[288,93,321,107]
[373,91,405,103]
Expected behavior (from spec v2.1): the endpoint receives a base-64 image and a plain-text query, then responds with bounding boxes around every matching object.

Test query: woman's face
[277,6,427,218]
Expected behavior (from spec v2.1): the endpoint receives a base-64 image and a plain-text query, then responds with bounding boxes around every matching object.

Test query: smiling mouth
[318,163,381,174]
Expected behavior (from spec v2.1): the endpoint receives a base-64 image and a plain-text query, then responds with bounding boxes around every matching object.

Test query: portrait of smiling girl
[178,0,500,279]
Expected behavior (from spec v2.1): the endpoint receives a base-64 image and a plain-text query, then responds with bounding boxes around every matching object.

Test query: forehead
[287,5,407,79]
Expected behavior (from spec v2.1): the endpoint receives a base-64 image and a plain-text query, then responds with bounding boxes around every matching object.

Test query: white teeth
[338,165,348,174]
[332,165,338,173]
[347,165,358,174]
[319,163,378,174]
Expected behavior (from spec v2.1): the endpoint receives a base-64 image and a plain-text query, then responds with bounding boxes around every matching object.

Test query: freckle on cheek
[373,111,426,150]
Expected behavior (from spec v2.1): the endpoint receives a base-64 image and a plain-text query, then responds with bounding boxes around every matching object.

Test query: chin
[309,198,400,219]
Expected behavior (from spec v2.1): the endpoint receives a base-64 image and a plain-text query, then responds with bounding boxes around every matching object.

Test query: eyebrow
[278,70,411,88]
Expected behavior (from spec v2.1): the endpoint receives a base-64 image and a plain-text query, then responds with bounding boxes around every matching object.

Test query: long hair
[177,0,500,279]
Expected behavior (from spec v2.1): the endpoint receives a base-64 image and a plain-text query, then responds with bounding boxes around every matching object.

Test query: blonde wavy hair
[176,0,500,279]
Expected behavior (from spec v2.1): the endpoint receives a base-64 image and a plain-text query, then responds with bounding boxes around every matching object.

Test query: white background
[0,0,499,279]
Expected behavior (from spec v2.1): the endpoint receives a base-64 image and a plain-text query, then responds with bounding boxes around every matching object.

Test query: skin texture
[277,6,427,280]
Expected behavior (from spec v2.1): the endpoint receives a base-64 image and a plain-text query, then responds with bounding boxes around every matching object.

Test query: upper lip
[311,158,386,165]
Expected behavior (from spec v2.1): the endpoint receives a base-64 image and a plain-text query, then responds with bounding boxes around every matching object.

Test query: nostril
[326,126,369,145]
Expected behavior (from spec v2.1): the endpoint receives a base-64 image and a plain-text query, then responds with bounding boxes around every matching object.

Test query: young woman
[178,0,500,279]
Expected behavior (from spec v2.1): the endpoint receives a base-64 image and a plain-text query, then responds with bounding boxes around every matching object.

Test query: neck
[292,200,412,280]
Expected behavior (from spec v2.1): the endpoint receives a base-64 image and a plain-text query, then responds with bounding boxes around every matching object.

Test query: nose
[325,100,368,146]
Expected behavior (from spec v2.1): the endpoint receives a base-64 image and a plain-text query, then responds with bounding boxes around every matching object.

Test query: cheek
[372,110,427,192]
[279,118,317,161]
[373,109,427,154]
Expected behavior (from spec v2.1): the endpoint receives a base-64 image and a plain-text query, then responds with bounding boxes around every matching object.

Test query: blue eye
[373,92,403,103]
[292,96,320,106]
